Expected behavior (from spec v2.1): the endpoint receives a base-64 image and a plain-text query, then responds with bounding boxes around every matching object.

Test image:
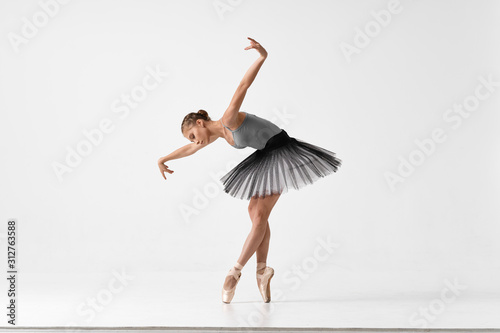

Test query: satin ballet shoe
[256,262,274,303]
[222,263,243,304]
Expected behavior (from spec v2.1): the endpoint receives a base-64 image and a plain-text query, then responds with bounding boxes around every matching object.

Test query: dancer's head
[181,109,211,145]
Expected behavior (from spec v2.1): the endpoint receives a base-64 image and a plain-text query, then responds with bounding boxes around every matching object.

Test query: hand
[158,161,174,180]
[244,37,267,58]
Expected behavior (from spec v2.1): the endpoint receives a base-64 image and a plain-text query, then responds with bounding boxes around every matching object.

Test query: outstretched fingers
[159,164,174,180]
[244,37,259,50]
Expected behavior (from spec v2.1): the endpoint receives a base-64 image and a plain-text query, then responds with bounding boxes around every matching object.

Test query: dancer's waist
[259,130,292,152]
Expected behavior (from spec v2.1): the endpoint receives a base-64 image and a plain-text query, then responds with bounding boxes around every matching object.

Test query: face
[183,120,209,145]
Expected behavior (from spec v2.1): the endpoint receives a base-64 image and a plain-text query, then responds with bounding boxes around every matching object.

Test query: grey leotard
[220,112,282,150]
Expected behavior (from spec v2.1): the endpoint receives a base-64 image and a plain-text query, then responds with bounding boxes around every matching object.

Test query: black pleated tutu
[220,129,342,200]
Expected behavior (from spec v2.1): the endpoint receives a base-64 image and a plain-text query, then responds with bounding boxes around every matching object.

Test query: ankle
[234,262,244,271]
[256,261,267,274]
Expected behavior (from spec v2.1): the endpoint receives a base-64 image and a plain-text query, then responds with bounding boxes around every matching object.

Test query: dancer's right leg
[256,221,270,268]
[223,194,280,291]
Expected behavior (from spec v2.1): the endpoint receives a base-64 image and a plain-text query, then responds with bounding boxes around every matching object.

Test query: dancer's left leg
[223,193,280,291]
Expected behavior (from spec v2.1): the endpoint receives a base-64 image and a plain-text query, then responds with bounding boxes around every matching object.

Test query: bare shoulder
[220,111,247,131]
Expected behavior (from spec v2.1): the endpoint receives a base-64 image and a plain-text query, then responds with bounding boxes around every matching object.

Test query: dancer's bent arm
[223,37,267,126]
[157,143,201,180]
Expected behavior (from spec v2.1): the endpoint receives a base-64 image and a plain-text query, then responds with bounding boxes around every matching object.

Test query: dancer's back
[221,112,282,150]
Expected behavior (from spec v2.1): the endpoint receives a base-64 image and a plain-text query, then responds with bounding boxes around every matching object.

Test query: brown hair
[181,109,211,134]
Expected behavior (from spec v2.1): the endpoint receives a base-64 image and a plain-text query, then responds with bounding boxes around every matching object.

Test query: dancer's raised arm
[240,37,268,88]
[223,37,267,125]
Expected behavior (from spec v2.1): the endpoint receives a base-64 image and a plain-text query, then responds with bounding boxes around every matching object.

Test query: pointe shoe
[256,262,274,303]
[222,263,243,304]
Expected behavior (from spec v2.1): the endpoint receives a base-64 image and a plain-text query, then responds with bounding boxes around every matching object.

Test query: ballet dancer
[158,37,342,304]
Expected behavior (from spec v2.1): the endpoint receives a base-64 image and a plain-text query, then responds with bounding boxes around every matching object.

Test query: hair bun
[197,109,210,121]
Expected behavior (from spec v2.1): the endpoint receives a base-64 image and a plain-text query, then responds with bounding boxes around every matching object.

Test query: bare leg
[223,194,280,290]
[256,221,270,286]
[256,221,270,267]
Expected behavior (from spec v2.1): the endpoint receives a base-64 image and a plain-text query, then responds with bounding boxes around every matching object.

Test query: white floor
[3,271,500,331]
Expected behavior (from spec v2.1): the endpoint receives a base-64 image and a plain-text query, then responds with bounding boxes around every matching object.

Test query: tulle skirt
[220,129,342,200]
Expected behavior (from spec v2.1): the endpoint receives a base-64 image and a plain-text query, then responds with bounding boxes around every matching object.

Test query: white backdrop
[1,0,499,323]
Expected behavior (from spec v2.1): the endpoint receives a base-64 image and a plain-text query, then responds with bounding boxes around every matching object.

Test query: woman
[158,37,342,304]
